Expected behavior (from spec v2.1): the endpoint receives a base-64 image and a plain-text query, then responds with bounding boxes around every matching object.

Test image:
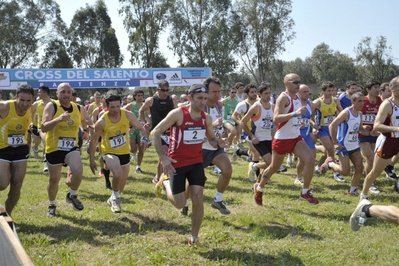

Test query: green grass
[10,144,399,265]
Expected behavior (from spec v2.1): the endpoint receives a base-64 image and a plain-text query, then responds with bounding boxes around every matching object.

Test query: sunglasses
[288,80,301,85]
[159,88,169,92]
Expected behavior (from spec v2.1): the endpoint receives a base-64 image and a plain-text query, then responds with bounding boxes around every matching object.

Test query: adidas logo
[170,73,180,81]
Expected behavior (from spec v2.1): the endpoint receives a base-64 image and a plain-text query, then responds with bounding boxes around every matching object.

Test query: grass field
[9,143,399,265]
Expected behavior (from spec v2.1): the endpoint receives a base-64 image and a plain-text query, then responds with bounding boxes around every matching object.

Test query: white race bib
[348,131,358,142]
[57,137,76,151]
[109,134,127,148]
[8,134,25,146]
[184,128,206,144]
[262,119,272,129]
[363,114,376,123]
[324,115,335,125]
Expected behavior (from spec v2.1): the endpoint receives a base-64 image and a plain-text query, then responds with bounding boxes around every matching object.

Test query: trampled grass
[9,144,399,265]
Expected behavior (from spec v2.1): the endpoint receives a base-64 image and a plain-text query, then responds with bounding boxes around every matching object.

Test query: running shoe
[47,205,56,217]
[320,157,333,173]
[135,167,143,174]
[299,190,319,204]
[107,197,121,213]
[294,176,304,186]
[211,200,231,215]
[154,174,169,198]
[65,193,84,211]
[130,155,137,162]
[181,206,189,216]
[314,165,322,175]
[347,188,359,196]
[248,162,256,182]
[214,166,222,174]
[385,165,398,180]
[350,199,371,231]
[333,173,345,182]
[43,162,49,172]
[277,165,287,173]
[188,238,209,252]
[369,183,380,194]
[253,182,263,205]
[33,149,39,159]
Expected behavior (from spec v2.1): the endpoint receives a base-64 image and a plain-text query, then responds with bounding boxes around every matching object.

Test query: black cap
[188,84,208,95]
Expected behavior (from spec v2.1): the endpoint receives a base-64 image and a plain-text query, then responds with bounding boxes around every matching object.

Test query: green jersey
[223,97,238,121]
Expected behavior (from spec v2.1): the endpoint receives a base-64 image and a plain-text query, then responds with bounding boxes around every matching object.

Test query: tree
[355,36,395,83]
[167,0,237,85]
[119,0,169,68]
[283,57,316,86]
[68,0,123,68]
[0,0,61,68]
[40,39,73,68]
[310,43,357,86]
[235,0,295,85]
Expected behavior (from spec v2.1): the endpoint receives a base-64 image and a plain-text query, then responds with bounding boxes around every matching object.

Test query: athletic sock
[302,188,309,194]
[69,189,77,197]
[49,200,56,206]
[350,186,357,192]
[112,190,120,199]
[214,192,223,202]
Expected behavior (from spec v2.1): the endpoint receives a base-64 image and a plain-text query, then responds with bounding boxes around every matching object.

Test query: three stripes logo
[170,73,180,81]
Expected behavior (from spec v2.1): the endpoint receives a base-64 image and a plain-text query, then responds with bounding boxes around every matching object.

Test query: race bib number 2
[184,128,205,144]
[57,137,76,151]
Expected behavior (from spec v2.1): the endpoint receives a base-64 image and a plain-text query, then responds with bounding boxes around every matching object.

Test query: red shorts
[375,134,399,159]
[272,136,303,155]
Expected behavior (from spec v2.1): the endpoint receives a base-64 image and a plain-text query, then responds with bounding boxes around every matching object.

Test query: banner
[0,68,211,90]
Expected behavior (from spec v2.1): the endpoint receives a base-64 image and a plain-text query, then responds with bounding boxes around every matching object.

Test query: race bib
[293,117,303,127]
[262,119,273,129]
[109,134,127,148]
[161,134,170,145]
[363,114,376,124]
[324,115,335,125]
[8,134,25,146]
[57,137,76,151]
[184,127,206,144]
[348,131,358,142]
[301,118,310,127]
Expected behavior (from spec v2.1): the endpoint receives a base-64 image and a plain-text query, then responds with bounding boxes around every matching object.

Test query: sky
[57,0,399,68]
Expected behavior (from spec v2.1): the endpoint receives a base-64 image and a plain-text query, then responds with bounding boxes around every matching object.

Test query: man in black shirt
[139,80,177,182]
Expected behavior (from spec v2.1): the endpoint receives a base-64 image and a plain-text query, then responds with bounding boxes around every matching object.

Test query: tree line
[1,0,397,97]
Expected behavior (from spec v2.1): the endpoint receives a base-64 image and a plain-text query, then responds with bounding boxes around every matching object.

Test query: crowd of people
[1,74,399,249]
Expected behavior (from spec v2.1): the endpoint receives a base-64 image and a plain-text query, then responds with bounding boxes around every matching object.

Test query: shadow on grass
[201,249,305,265]
[222,221,323,241]
[18,212,189,245]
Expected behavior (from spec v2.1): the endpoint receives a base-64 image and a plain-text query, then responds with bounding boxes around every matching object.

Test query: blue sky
[58,0,399,68]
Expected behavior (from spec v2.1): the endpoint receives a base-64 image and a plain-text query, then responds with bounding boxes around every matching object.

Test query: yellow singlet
[45,101,81,153]
[0,100,31,149]
[101,109,130,155]
[317,98,337,126]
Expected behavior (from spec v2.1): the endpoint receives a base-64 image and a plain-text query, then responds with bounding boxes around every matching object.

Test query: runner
[89,92,148,213]
[152,84,222,248]
[253,73,319,205]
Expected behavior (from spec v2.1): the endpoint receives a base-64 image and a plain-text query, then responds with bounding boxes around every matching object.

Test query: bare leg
[370,205,399,224]
[362,154,388,196]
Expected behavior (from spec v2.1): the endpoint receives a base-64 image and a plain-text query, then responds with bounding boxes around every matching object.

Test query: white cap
[76,97,82,103]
